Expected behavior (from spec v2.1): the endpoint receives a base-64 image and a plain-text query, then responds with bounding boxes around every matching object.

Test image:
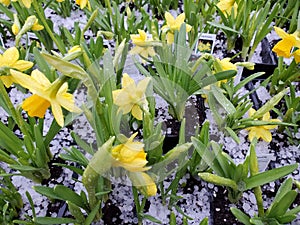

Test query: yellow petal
[12,23,19,35]
[129,46,144,55]
[10,69,37,90]
[56,82,81,113]
[131,104,143,120]
[262,112,270,121]
[122,73,135,88]
[272,36,296,58]
[3,47,19,66]
[175,13,186,26]
[32,19,44,31]
[31,69,51,88]
[22,94,50,118]
[0,76,14,88]
[165,12,175,27]
[259,129,272,142]
[0,0,10,6]
[166,33,174,44]
[12,60,33,71]
[21,0,32,8]
[51,101,64,127]
[129,172,157,196]
[274,26,289,39]
[292,49,300,63]
[248,108,256,117]
[185,24,192,33]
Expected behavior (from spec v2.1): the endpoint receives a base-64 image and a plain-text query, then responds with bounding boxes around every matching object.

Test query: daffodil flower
[161,12,192,44]
[10,69,81,127]
[217,0,238,17]
[111,133,150,172]
[0,47,33,87]
[246,108,281,142]
[272,27,300,59]
[75,0,90,9]
[112,73,150,120]
[130,29,156,61]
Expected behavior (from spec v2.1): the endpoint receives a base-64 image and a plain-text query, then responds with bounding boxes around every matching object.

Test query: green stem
[32,0,66,54]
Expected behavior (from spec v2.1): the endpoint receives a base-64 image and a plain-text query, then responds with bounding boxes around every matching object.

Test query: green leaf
[34,217,77,224]
[267,190,297,217]
[252,89,287,119]
[225,127,240,144]
[143,214,163,224]
[9,165,41,172]
[211,86,236,114]
[199,217,208,225]
[54,185,87,210]
[84,201,101,225]
[244,164,298,190]
[230,207,251,225]
[267,178,293,214]
[71,132,94,155]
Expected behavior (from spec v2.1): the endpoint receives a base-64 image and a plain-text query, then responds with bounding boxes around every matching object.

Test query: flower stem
[32,0,66,54]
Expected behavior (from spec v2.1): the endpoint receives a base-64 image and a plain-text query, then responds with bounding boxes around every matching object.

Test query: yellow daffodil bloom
[75,0,90,9]
[272,27,300,59]
[130,29,156,61]
[10,69,81,127]
[129,172,157,197]
[0,47,33,87]
[246,108,281,142]
[111,133,150,172]
[161,12,192,44]
[112,73,150,120]
[0,0,10,6]
[217,0,238,17]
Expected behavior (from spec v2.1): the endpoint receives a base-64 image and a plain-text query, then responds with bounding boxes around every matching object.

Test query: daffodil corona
[0,47,33,87]
[161,12,192,44]
[246,108,281,142]
[112,73,150,120]
[111,133,150,172]
[10,69,81,127]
